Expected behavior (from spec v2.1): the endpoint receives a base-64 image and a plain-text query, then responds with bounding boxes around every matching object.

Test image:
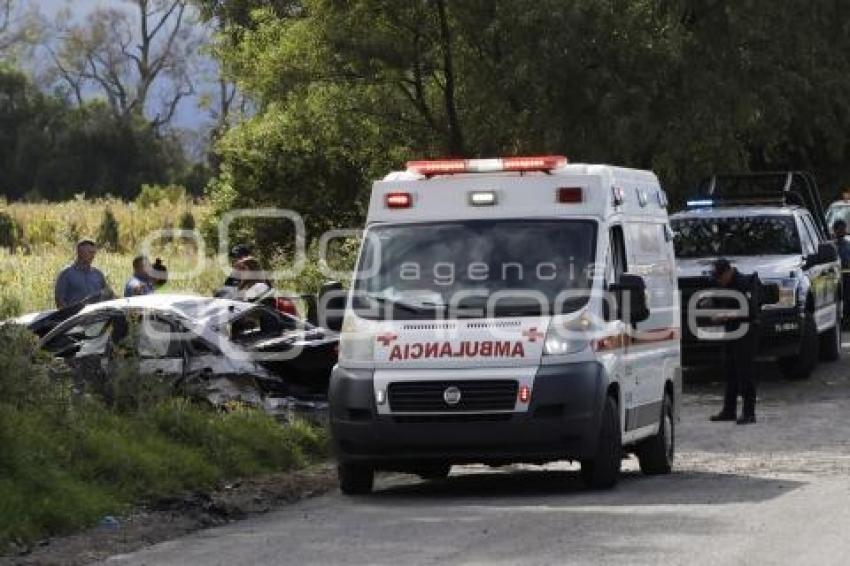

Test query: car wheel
[780,313,818,380]
[338,462,374,495]
[636,392,675,475]
[580,396,621,489]
[819,304,842,362]
[416,464,452,481]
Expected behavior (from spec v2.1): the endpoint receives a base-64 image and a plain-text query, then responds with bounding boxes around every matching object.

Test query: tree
[205,0,850,244]
[49,0,200,129]
[0,0,40,56]
[0,64,190,201]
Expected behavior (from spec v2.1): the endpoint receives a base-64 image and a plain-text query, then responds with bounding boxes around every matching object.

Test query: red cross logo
[522,327,544,342]
[376,333,398,347]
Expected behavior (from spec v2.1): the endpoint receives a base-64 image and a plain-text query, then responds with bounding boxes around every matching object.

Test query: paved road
[109,345,850,566]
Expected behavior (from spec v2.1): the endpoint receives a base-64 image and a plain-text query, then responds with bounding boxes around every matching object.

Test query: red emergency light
[557,187,583,203]
[518,385,531,404]
[385,192,413,209]
[406,156,568,176]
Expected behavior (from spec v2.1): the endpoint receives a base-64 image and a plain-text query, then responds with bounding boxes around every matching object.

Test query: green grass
[0,325,328,549]
[0,401,328,547]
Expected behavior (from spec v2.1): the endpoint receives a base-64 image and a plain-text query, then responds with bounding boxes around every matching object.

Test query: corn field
[1,196,207,251]
[0,199,360,317]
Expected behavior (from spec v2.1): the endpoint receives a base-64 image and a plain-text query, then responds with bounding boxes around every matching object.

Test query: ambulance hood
[363,316,550,370]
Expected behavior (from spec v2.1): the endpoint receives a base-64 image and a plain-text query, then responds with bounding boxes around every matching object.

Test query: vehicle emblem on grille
[443,386,462,406]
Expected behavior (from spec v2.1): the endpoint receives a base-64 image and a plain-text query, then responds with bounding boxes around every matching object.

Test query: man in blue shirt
[54,239,111,308]
[124,255,155,297]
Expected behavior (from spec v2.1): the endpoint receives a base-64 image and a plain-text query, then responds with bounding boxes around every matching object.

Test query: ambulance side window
[605,226,627,322]
[609,225,627,280]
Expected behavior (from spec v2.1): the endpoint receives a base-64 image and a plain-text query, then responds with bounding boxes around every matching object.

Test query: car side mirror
[609,274,650,325]
[761,283,780,305]
[319,280,346,332]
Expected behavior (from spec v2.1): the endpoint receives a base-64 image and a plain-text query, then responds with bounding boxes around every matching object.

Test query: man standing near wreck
[54,239,111,308]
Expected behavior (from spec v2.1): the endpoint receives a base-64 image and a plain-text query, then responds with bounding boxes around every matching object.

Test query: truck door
[800,212,839,330]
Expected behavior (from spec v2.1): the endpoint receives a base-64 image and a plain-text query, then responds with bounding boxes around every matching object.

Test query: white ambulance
[328,156,681,494]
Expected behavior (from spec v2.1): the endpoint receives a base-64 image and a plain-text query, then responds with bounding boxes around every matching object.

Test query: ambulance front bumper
[329,362,607,468]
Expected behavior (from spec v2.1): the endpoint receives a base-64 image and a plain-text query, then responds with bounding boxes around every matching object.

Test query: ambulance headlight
[543,315,591,356]
[338,314,375,363]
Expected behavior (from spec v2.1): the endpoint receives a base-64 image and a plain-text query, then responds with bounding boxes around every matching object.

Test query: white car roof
[77,294,254,325]
[671,205,801,220]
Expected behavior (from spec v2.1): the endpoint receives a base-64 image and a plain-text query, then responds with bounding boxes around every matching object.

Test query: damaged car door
[137,314,186,379]
[228,306,338,394]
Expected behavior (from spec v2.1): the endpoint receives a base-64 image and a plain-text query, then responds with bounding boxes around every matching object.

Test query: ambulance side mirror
[318,281,346,332]
[610,274,650,325]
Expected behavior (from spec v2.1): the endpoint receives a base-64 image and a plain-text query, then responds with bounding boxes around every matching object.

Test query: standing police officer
[708,259,762,425]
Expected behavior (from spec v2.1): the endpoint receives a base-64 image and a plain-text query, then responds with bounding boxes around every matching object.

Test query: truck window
[797,215,817,256]
[800,214,821,247]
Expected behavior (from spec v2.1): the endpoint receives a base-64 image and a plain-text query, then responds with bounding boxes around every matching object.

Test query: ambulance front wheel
[636,392,675,475]
[338,462,374,495]
[580,396,621,489]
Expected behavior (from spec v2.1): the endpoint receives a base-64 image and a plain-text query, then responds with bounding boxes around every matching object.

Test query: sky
[28,0,214,132]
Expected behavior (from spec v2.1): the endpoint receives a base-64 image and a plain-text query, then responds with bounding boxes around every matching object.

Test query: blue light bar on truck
[687,199,714,208]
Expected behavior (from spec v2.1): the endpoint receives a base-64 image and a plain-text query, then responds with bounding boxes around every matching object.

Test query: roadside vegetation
[0,193,359,317]
[0,323,328,550]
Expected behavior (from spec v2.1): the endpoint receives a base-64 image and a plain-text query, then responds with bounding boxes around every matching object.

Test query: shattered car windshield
[671,215,801,258]
[352,219,597,319]
[228,307,305,344]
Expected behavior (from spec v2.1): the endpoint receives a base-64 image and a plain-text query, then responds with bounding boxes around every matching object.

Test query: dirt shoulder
[1,463,337,566]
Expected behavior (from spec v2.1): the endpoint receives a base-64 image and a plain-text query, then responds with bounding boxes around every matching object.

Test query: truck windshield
[671,215,801,258]
[352,219,597,319]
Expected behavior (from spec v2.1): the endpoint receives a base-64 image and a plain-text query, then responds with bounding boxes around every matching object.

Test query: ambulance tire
[580,396,621,489]
[636,392,675,475]
[818,305,841,362]
[338,462,374,495]
[416,464,452,481]
[780,313,818,380]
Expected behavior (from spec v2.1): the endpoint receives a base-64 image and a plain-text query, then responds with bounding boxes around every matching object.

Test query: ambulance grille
[388,380,518,412]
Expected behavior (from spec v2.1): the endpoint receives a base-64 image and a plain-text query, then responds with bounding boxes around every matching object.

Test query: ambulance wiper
[366,294,443,315]
[453,296,548,317]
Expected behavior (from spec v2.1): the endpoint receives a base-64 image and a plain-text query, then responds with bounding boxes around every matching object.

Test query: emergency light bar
[406,155,568,176]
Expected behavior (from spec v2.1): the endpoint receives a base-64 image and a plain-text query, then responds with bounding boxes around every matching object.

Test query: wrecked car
[37,295,339,409]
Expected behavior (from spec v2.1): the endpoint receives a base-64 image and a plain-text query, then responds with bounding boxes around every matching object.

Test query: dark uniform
[713,268,762,422]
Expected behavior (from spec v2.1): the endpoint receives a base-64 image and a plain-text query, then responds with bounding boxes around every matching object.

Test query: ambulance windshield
[352,219,597,319]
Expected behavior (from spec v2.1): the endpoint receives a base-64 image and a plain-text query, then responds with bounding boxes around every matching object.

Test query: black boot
[710,410,736,422]
[736,414,756,425]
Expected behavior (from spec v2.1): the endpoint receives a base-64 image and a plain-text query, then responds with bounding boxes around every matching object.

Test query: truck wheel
[416,464,451,481]
[580,396,621,489]
[780,313,818,380]
[819,305,842,362]
[338,462,374,495]
[636,392,675,475]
